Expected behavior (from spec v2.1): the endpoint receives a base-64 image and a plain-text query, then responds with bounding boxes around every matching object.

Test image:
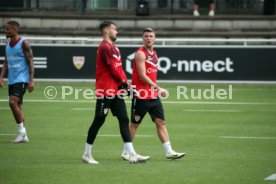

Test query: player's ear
[102,27,109,35]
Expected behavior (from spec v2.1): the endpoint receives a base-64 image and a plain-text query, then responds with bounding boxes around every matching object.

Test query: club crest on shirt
[134,115,141,122]
[73,56,85,70]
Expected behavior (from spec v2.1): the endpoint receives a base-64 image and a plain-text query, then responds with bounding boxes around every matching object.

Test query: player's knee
[130,122,139,129]
[9,96,18,107]
[154,118,166,126]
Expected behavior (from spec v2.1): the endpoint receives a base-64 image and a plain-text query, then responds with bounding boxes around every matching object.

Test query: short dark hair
[99,20,116,33]
[143,27,155,34]
[6,20,20,28]
[6,20,20,32]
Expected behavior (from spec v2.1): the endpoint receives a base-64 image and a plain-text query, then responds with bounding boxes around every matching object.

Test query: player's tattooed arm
[23,41,34,92]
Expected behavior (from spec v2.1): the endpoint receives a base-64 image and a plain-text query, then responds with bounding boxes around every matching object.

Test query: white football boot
[166,150,186,160]
[13,133,29,143]
[208,10,215,16]
[121,151,150,163]
[82,153,99,164]
[193,10,200,16]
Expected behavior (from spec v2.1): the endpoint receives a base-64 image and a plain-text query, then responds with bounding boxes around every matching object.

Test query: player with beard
[82,21,148,164]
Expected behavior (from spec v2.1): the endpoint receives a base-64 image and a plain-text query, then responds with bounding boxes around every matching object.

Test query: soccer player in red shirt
[129,28,186,160]
[82,21,148,164]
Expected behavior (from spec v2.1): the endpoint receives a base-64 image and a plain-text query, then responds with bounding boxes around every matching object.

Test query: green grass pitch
[0,82,276,184]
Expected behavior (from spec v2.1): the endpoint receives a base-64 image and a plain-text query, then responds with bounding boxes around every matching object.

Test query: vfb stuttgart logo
[73,56,85,70]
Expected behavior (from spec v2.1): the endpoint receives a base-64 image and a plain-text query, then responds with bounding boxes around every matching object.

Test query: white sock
[163,141,173,154]
[84,143,92,155]
[18,122,26,134]
[124,142,136,155]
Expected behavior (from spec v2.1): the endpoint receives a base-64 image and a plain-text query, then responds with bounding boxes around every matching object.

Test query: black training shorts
[8,82,28,105]
[131,97,165,124]
[95,96,128,117]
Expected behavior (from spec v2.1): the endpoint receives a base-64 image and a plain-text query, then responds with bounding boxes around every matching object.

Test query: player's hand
[121,81,129,91]
[0,78,4,88]
[118,82,140,97]
[157,87,168,97]
[118,81,129,91]
[118,81,130,96]
[28,81,34,92]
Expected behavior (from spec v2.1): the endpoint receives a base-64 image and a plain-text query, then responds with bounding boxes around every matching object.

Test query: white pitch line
[0,99,96,103]
[163,101,276,105]
[182,109,241,112]
[98,134,153,137]
[0,99,275,105]
[0,133,17,136]
[0,107,9,110]
[10,78,276,84]
[220,136,276,140]
[131,134,153,137]
[84,134,153,137]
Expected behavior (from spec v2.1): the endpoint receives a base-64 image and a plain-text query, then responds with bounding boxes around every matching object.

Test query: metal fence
[0,0,274,15]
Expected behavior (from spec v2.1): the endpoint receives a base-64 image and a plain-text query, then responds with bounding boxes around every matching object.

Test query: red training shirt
[132,46,158,99]
[95,40,127,97]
